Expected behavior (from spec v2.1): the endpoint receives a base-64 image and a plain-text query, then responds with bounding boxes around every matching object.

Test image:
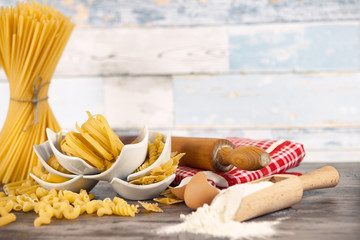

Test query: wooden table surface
[0,162,359,240]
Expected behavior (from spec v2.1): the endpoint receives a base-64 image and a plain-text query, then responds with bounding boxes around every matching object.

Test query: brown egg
[184,172,220,210]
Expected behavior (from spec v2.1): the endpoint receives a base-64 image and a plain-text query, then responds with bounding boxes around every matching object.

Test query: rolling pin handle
[217,146,271,171]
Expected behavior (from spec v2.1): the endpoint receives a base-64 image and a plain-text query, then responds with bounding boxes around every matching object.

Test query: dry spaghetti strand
[0,1,75,183]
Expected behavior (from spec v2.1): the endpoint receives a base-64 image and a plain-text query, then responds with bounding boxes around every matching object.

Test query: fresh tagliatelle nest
[60,111,124,172]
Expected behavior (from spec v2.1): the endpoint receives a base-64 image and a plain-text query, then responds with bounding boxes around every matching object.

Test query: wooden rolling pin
[234,165,340,222]
[172,137,271,172]
[119,135,271,172]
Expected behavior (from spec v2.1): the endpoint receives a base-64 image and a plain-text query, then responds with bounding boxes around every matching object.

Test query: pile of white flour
[158,182,283,240]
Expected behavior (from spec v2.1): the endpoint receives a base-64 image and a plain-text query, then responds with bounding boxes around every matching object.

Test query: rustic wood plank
[55,27,228,76]
[1,0,359,27]
[104,76,173,130]
[37,23,360,76]
[173,73,360,128]
[0,162,358,239]
[228,22,359,72]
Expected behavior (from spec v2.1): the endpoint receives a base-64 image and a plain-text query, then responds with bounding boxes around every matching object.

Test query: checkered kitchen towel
[174,138,306,189]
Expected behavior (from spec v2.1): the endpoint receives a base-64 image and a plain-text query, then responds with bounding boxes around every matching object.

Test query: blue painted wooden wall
[0,0,359,161]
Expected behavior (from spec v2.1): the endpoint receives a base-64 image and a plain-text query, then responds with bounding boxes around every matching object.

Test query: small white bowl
[127,131,171,181]
[110,174,176,200]
[47,128,99,175]
[82,125,149,181]
[33,141,78,179]
[32,141,98,192]
[30,173,98,193]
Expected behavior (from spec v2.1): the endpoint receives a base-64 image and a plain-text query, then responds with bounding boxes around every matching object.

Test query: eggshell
[183,172,220,210]
[169,176,192,200]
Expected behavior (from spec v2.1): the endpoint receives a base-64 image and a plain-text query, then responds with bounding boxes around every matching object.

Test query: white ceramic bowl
[127,130,171,181]
[33,141,78,179]
[110,174,176,200]
[47,128,99,175]
[30,173,98,192]
[32,141,98,192]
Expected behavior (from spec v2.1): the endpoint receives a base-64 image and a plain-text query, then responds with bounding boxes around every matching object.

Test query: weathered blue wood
[1,0,360,27]
[173,74,360,127]
[229,23,359,72]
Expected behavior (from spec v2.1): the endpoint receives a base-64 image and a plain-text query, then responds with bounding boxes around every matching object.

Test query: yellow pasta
[47,155,70,174]
[34,216,51,227]
[79,190,91,202]
[39,204,53,219]
[160,188,181,200]
[0,212,16,227]
[1,180,148,227]
[112,204,139,217]
[16,195,32,206]
[35,187,49,199]
[0,206,8,216]
[0,1,75,184]
[63,205,81,220]
[44,173,69,184]
[0,200,14,213]
[22,202,35,212]
[86,200,103,214]
[148,143,158,164]
[29,193,39,203]
[62,190,77,203]
[130,153,185,185]
[135,133,166,173]
[32,167,47,180]
[160,188,172,197]
[97,207,112,217]
[153,197,183,205]
[138,201,163,213]
[102,198,115,208]
[113,197,127,205]
[156,142,165,159]
[17,184,41,195]
[60,112,124,171]
[4,179,35,190]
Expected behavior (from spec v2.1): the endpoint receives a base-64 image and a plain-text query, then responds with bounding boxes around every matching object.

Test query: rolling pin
[233,165,340,222]
[172,137,271,172]
[119,135,271,172]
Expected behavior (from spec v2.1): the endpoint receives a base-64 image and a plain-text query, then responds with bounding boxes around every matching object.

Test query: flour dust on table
[158,182,287,239]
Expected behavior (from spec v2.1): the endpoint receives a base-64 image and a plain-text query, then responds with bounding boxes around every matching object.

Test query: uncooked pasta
[0,1,75,183]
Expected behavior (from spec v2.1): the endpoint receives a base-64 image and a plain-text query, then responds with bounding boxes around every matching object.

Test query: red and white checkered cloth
[174,138,305,189]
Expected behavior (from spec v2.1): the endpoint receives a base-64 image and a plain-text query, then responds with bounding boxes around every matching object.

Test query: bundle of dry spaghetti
[0,1,75,183]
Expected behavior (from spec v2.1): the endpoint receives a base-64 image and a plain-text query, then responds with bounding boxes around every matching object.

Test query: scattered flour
[158,182,283,240]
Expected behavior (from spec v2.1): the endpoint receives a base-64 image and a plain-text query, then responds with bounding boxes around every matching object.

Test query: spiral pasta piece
[134,133,165,173]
